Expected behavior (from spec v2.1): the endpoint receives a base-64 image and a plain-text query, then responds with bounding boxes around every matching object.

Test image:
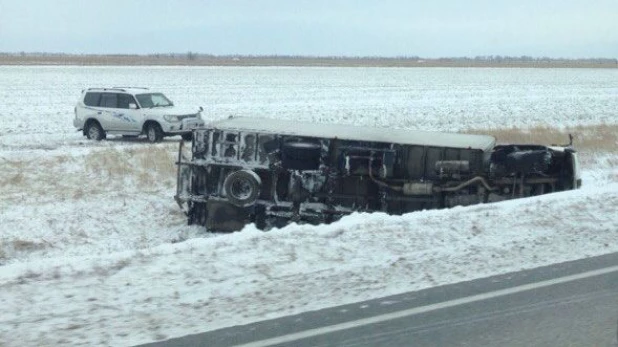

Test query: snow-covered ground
[1,66,618,149]
[1,66,617,346]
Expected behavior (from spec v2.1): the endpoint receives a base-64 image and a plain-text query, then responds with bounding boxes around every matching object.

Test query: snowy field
[1,66,618,150]
[1,66,618,346]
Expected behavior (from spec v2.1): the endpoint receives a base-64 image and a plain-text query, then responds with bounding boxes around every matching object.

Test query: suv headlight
[163,115,181,122]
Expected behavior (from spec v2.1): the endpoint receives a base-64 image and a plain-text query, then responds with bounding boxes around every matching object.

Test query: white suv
[73,87,205,142]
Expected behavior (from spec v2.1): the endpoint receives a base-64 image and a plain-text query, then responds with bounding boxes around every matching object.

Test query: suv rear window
[83,92,101,106]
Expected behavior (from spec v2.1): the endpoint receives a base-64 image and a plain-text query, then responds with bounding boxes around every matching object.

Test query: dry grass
[136,147,177,188]
[465,124,618,153]
[9,239,48,252]
[84,145,177,190]
[465,124,618,173]
[84,147,131,178]
[0,239,49,264]
[0,144,178,203]
[0,159,27,187]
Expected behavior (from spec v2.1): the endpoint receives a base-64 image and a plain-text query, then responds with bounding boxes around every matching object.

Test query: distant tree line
[0,52,616,62]
[1,52,616,67]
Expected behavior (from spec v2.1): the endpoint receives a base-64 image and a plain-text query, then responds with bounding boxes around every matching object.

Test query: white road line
[232,264,618,347]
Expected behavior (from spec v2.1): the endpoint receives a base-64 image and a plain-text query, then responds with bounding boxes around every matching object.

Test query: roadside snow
[1,181,618,346]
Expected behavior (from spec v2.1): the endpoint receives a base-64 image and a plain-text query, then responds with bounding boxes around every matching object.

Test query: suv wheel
[146,123,163,143]
[86,121,106,141]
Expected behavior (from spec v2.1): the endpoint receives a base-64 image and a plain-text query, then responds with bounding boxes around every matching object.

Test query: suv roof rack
[112,86,150,90]
[84,87,150,93]
[87,87,128,92]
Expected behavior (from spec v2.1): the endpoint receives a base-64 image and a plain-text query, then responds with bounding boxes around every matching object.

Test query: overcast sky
[1,0,617,58]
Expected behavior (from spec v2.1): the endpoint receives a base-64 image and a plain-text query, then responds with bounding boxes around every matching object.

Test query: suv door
[97,93,118,130]
[99,93,140,133]
[116,93,141,133]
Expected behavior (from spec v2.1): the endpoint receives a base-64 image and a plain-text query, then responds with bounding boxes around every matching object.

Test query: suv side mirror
[129,103,137,109]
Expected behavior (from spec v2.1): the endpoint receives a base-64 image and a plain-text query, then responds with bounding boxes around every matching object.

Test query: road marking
[232,264,618,347]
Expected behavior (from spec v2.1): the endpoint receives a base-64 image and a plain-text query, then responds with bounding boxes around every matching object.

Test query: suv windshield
[136,93,173,108]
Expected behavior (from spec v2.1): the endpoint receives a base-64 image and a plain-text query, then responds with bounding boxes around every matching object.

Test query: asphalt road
[141,252,618,347]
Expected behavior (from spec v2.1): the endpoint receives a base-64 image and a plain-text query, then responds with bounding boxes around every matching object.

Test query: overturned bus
[175,117,581,232]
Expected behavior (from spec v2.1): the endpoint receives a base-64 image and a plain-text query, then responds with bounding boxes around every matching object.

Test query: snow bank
[1,182,618,346]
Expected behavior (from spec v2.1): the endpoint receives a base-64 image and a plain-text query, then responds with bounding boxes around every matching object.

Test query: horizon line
[1,52,617,61]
